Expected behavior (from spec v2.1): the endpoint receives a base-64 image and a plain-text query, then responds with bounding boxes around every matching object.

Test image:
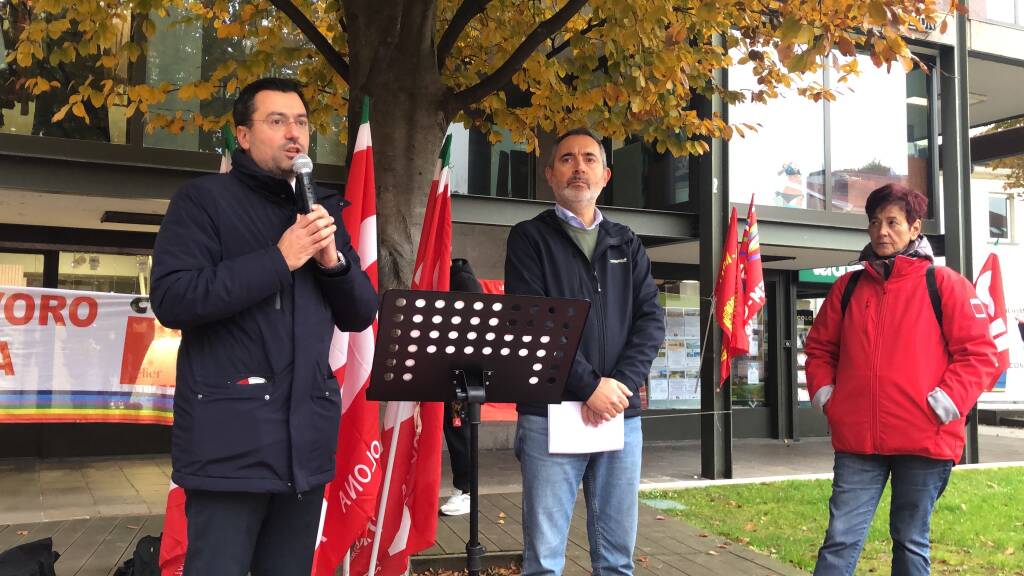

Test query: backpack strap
[926,265,943,329]
[840,269,863,317]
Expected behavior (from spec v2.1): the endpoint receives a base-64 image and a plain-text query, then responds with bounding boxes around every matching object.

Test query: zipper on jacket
[870,286,889,452]
[275,292,281,310]
[551,216,610,376]
[592,265,608,374]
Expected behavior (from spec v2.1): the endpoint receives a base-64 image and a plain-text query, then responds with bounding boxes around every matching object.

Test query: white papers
[547,401,624,454]
[747,364,760,385]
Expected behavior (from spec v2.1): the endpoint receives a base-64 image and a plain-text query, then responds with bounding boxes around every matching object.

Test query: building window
[828,54,932,215]
[143,5,342,164]
[0,3,130,143]
[646,278,770,410]
[58,252,152,295]
[466,127,534,199]
[728,67,826,210]
[0,252,45,287]
[728,53,935,216]
[970,0,1022,26]
[989,194,1011,241]
[648,280,702,410]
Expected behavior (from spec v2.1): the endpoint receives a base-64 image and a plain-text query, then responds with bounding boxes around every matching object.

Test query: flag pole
[368,401,407,575]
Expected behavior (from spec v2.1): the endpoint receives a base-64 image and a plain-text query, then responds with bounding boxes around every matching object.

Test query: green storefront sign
[798,265,863,284]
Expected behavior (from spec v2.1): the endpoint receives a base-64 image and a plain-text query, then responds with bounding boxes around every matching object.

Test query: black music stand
[368,288,591,576]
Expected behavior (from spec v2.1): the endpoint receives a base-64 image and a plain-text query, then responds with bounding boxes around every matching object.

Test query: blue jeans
[515,414,643,576]
[814,453,953,576]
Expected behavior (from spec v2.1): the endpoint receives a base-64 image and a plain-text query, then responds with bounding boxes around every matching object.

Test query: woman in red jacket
[805,184,998,576]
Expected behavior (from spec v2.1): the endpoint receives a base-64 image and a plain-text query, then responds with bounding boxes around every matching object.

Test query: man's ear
[236,126,251,151]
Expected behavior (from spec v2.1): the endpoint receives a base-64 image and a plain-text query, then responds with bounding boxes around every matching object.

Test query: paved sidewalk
[3,426,1023,524]
[1,426,1021,574]
[415,492,805,575]
[0,495,805,576]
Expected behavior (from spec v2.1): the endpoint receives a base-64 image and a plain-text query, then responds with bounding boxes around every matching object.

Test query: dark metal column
[698,54,732,479]
[939,16,979,463]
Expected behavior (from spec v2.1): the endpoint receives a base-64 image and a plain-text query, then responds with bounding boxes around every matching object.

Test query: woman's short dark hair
[232,77,309,128]
[864,184,929,224]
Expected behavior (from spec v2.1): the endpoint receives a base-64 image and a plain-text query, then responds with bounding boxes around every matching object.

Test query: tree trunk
[346,0,450,292]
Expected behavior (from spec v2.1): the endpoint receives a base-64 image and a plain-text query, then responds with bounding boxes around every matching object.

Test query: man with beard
[151,77,377,575]
[504,128,665,575]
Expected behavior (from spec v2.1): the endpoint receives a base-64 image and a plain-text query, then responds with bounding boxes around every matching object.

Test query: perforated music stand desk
[368,288,591,576]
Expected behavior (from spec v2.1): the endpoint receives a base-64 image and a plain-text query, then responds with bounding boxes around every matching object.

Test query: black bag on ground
[113,534,161,576]
[0,537,59,576]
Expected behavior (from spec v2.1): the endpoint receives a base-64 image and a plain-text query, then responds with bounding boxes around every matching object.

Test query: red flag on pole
[312,99,383,575]
[351,135,451,576]
[714,207,740,388]
[731,196,765,356]
[974,253,1010,391]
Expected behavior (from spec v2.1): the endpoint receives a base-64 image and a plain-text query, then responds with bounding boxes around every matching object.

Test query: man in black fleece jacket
[504,128,664,576]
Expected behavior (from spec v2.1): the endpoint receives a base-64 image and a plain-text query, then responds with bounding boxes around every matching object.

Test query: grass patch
[645,467,1024,575]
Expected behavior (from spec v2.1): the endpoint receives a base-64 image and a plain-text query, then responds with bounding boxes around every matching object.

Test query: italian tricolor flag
[312,98,383,575]
[218,126,238,173]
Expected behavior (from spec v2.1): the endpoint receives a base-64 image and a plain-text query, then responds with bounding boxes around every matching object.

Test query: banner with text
[0,286,178,424]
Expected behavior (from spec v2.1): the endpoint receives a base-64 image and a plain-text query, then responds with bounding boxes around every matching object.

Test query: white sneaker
[440,491,471,516]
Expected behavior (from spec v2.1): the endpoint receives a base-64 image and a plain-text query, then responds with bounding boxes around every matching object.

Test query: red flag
[714,208,740,387]
[351,135,451,575]
[479,279,505,294]
[158,481,186,576]
[311,101,383,575]
[731,196,765,356]
[974,253,1010,391]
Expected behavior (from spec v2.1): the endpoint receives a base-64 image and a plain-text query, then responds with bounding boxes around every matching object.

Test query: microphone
[292,154,316,214]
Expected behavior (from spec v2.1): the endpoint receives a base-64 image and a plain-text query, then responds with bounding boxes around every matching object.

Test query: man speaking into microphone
[151,77,377,575]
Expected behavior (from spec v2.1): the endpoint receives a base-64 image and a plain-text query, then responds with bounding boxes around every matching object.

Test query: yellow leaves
[48,19,72,40]
[778,15,803,44]
[600,84,627,107]
[125,43,143,63]
[216,21,246,39]
[52,103,72,123]
[866,0,889,26]
[72,102,89,124]
[836,35,856,57]
[142,18,157,40]
[15,43,36,67]
[26,21,47,42]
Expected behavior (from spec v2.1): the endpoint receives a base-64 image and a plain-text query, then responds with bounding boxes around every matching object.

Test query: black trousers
[443,401,471,493]
[183,485,325,576]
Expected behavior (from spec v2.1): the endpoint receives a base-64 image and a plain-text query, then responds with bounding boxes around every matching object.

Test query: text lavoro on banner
[0,286,179,424]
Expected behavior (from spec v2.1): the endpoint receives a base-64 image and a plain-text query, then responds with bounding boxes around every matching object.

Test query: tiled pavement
[1,426,1022,574]
[0,495,805,576]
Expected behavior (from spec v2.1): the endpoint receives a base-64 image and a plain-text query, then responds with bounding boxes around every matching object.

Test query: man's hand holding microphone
[277,154,340,271]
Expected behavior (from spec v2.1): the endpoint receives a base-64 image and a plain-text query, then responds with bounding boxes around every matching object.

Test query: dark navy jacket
[150,150,377,493]
[504,209,665,418]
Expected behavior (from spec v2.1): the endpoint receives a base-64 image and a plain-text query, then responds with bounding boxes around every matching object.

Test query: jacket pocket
[825,383,870,452]
[306,375,342,475]
[190,375,282,477]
